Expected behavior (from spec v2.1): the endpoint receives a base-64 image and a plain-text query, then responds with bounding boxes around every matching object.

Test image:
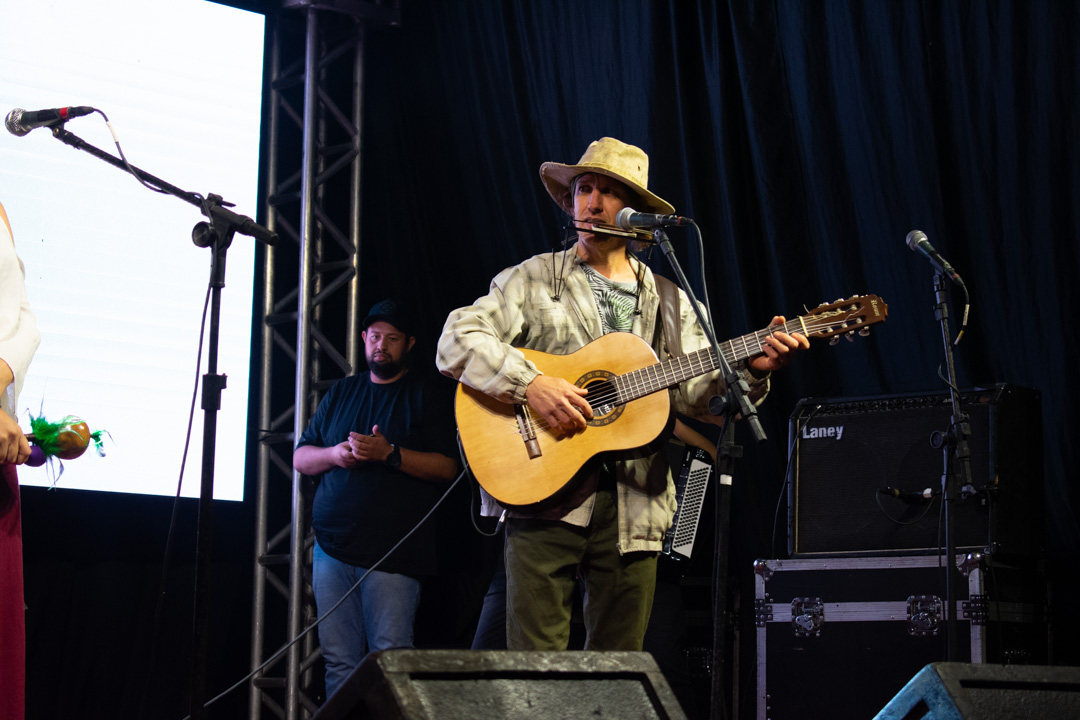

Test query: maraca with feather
[25,415,106,468]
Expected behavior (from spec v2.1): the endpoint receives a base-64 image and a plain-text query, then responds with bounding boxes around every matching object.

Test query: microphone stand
[651,228,763,720]
[46,124,276,719]
[930,270,973,662]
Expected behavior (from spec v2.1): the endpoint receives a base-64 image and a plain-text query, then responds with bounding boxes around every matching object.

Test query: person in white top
[1,199,41,720]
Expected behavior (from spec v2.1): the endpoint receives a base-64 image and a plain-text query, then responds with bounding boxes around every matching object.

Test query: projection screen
[1,0,265,500]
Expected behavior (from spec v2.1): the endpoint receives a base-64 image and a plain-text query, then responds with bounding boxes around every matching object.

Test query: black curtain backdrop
[21,2,1079,719]
[361,0,1077,576]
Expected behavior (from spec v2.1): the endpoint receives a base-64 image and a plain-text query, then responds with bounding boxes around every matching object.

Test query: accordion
[662,445,713,561]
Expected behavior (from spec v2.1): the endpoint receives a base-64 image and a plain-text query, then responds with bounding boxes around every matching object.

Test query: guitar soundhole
[579,372,623,427]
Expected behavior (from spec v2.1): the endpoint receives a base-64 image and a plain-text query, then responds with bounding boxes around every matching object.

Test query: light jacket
[437,244,766,553]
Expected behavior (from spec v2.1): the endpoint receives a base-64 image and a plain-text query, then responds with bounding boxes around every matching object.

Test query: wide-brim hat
[362,299,412,336]
[539,137,676,217]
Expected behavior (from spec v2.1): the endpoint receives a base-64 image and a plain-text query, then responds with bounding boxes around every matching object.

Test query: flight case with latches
[753,553,1046,720]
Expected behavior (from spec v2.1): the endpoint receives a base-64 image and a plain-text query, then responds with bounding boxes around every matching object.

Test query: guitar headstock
[800,295,888,341]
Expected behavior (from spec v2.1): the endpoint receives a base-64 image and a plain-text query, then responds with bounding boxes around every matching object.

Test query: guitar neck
[615,318,800,403]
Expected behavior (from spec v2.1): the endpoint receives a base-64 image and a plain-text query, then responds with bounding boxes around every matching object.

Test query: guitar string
[499,310,872,439]
[501,309,875,438]
[581,312,867,406]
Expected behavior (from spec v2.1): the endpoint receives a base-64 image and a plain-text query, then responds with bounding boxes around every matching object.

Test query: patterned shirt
[582,263,639,334]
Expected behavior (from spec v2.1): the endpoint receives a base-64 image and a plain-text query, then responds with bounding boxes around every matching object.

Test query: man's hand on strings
[525,375,592,437]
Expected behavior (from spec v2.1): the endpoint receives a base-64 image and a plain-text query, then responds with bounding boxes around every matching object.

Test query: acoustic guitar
[455,295,888,507]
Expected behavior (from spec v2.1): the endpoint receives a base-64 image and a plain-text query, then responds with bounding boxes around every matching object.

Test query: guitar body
[455,333,673,508]
[455,294,888,508]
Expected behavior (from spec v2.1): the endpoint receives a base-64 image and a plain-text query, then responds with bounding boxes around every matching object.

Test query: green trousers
[504,488,658,651]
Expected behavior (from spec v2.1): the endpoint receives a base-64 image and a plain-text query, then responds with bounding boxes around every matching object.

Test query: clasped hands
[331,424,393,469]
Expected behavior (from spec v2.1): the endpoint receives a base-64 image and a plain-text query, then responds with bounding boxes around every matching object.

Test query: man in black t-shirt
[294,299,458,700]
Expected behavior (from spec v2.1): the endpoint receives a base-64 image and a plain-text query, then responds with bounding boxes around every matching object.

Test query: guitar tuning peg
[859,328,871,337]
[844,332,854,342]
[829,336,840,346]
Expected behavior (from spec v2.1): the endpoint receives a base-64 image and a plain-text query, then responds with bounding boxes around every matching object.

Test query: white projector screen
[1,0,265,501]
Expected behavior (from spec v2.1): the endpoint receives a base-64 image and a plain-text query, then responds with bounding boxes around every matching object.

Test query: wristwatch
[385,443,402,470]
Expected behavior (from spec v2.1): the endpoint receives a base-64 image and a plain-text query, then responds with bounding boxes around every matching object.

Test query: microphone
[906,230,964,286]
[878,486,936,503]
[615,207,693,231]
[5,106,95,136]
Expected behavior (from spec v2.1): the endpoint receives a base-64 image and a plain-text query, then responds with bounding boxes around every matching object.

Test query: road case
[753,554,1046,720]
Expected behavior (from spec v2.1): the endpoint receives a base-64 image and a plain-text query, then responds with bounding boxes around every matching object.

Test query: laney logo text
[801,425,844,441]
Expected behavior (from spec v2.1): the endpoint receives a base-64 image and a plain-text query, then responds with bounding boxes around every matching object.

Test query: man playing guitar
[437,137,807,652]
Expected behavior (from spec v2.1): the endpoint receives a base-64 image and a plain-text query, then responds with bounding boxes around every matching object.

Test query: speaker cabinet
[787,384,1042,558]
[874,662,1080,719]
[311,649,688,720]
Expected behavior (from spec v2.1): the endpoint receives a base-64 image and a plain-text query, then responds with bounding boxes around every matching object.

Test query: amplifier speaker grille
[787,384,1042,558]
[310,650,685,720]
[876,662,1080,719]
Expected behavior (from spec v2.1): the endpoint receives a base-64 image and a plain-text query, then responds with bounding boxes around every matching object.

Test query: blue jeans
[470,543,507,650]
[312,541,421,699]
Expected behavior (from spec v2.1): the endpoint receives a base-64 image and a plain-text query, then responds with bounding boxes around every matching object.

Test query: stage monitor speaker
[311,649,688,720]
[874,662,1080,719]
[787,384,1042,558]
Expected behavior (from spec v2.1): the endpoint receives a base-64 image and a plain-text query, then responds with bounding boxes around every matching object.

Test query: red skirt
[0,463,25,720]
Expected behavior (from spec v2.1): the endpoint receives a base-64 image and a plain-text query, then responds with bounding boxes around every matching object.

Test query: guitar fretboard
[613,319,803,403]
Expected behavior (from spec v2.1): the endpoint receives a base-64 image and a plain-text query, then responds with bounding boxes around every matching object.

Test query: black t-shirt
[296,370,458,577]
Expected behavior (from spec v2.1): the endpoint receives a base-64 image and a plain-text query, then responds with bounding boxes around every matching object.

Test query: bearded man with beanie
[294,299,459,699]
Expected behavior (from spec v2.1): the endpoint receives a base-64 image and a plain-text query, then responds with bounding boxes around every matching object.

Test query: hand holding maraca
[0,407,32,465]
[25,415,107,469]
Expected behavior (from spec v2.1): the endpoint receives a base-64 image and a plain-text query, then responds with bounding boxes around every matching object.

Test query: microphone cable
[771,402,822,559]
[147,263,471,717]
[178,467,469,720]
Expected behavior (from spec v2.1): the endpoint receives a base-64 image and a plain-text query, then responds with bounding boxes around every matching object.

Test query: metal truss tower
[249,3,400,719]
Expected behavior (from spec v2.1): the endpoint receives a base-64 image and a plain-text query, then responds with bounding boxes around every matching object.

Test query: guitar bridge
[514,404,542,458]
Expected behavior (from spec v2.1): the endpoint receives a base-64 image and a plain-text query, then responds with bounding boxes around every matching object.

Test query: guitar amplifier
[786,384,1042,559]
[662,445,713,561]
